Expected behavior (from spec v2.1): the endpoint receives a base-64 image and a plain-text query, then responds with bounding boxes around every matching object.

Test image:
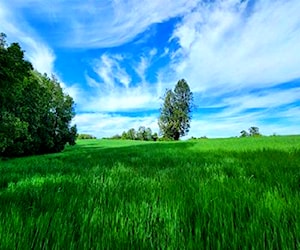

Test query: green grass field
[1,136,299,249]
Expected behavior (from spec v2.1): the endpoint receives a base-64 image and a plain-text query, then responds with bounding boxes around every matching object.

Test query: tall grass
[0,136,299,249]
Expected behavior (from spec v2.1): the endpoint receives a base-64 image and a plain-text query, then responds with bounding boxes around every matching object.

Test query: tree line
[107,126,158,141]
[77,134,97,139]
[0,33,77,157]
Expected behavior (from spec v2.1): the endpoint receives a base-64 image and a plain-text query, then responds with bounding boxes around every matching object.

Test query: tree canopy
[110,126,158,141]
[0,33,77,157]
[240,127,262,137]
[158,79,193,140]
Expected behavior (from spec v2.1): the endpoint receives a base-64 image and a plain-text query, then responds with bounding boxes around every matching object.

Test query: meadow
[0,136,299,249]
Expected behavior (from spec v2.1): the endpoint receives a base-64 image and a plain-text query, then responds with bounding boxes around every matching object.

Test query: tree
[249,127,261,137]
[158,79,193,140]
[117,127,156,141]
[0,34,77,156]
[240,127,262,138]
[121,131,128,140]
[0,33,7,48]
[152,132,158,141]
[145,127,153,141]
[240,130,249,137]
[127,128,136,140]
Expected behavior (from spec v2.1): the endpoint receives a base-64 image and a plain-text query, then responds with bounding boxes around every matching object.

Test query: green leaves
[240,127,262,137]
[158,79,193,140]
[0,34,77,157]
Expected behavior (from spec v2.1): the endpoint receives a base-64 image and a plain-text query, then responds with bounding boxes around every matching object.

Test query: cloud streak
[3,0,198,48]
[80,51,164,113]
[0,2,55,75]
[73,112,158,138]
[172,0,300,92]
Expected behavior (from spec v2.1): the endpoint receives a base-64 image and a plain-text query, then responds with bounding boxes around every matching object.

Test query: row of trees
[109,127,158,141]
[77,134,97,139]
[0,33,77,157]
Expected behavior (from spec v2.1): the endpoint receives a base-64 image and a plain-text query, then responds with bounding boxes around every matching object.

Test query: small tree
[152,132,158,141]
[158,79,193,140]
[240,130,249,137]
[240,127,262,138]
[127,128,136,140]
[249,127,261,137]
[145,127,153,141]
[137,126,147,141]
[121,131,128,140]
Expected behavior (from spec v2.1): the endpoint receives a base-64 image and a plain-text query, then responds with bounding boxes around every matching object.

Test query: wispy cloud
[82,53,159,113]
[0,2,55,75]
[93,54,131,89]
[161,0,300,138]
[0,1,80,102]
[172,0,300,92]
[73,112,158,138]
[3,0,198,48]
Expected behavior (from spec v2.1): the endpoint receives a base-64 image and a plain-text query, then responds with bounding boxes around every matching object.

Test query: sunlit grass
[0,136,299,249]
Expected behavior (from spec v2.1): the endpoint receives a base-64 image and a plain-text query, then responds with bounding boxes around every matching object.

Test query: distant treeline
[107,127,158,141]
[77,134,97,139]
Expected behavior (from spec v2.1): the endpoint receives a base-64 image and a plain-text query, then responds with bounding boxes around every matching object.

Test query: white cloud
[82,86,159,113]
[2,0,299,139]
[135,57,149,83]
[187,85,300,138]
[215,87,300,117]
[93,54,131,89]
[82,53,161,113]
[166,0,300,138]
[2,0,198,48]
[188,116,300,138]
[0,2,55,75]
[25,42,56,76]
[172,0,300,92]
[0,1,81,103]
[73,112,158,138]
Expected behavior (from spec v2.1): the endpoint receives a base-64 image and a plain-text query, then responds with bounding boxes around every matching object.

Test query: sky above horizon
[1,0,300,138]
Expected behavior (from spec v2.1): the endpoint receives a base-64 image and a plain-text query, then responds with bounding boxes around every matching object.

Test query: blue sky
[1,0,300,138]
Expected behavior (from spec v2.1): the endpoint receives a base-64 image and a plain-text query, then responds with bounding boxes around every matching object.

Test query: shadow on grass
[1,139,299,192]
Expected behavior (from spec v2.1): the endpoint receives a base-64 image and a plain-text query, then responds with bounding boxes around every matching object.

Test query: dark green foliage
[0,34,76,156]
[109,134,122,140]
[249,126,261,137]
[158,79,193,140]
[240,127,262,137]
[240,130,249,137]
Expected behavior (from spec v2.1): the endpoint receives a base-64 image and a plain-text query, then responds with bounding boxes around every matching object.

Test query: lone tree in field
[158,79,193,140]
